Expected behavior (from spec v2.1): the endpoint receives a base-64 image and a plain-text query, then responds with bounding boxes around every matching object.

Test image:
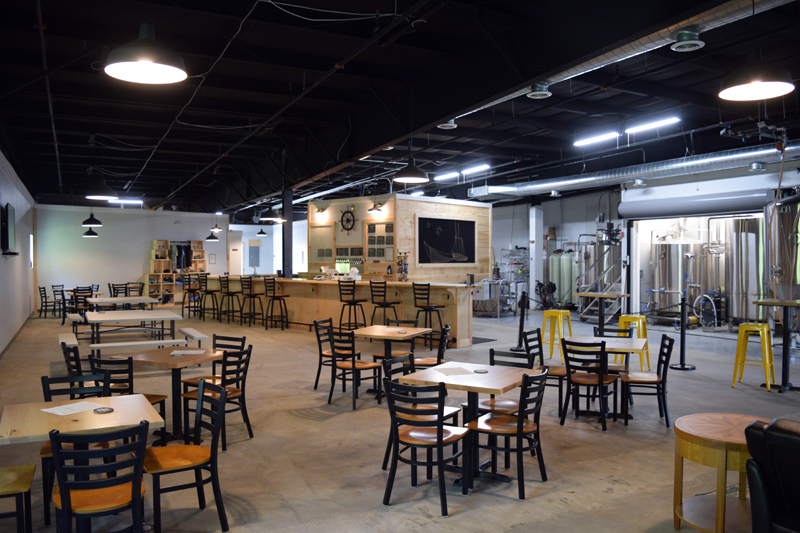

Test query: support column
[282,189,293,278]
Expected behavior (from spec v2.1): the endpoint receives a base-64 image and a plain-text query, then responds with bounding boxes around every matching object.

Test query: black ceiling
[1,0,799,222]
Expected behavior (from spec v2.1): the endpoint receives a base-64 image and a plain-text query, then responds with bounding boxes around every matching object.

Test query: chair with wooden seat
[370,280,399,325]
[618,314,651,370]
[198,273,219,321]
[733,322,776,391]
[620,334,675,427]
[145,380,229,533]
[312,319,336,390]
[338,279,367,331]
[264,277,290,330]
[0,464,35,533]
[328,329,381,410]
[383,379,470,517]
[526,328,570,417]
[467,370,548,500]
[412,283,444,348]
[414,324,450,367]
[182,346,254,451]
[65,287,92,322]
[371,319,417,362]
[181,334,247,393]
[60,342,88,381]
[88,355,169,445]
[381,354,461,472]
[52,285,66,319]
[593,326,633,375]
[38,286,56,318]
[218,276,242,324]
[240,276,264,326]
[39,373,111,527]
[180,273,201,318]
[542,309,573,361]
[50,421,148,533]
[560,338,618,432]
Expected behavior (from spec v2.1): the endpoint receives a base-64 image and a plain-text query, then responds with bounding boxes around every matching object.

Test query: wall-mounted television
[1,203,16,252]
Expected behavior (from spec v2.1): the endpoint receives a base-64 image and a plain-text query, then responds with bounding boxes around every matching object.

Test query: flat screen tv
[1,203,15,252]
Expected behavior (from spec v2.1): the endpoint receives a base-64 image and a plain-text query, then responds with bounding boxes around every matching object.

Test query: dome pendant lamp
[393,157,428,184]
[104,23,188,84]
[82,228,99,238]
[82,209,102,227]
[719,50,795,101]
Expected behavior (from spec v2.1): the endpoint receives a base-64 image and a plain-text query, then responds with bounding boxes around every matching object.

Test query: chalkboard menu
[417,217,476,264]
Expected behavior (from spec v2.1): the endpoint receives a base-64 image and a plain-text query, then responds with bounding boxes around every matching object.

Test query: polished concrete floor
[2,308,800,532]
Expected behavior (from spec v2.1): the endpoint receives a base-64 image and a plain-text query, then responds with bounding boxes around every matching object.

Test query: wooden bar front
[206,277,474,348]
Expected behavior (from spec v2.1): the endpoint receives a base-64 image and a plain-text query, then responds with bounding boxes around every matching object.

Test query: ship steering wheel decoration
[340,206,357,234]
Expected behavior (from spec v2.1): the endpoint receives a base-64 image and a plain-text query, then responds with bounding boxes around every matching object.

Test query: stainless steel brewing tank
[651,241,702,316]
[583,243,622,294]
[724,217,766,323]
[763,203,800,329]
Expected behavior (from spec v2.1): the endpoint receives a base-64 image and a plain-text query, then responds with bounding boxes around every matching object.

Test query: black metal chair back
[60,342,85,377]
[88,356,137,395]
[656,334,675,385]
[338,279,357,302]
[433,324,451,364]
[264,277,278,297]
[382,353,416,382]
[370,280,389,303]
[489,347,534,369]
[412,283,431,307]
[517,370,549,426]
[188,380,228,450]
[561,338,608,382]
[241,276,253,295]
[111,283,128,297]
[198,273,210,292]
[594,326,633,338]
[213,334,247,351]
[49,421,149,533]
[41,373,110,401]
[219,346,253,393]
[219,276,232,293]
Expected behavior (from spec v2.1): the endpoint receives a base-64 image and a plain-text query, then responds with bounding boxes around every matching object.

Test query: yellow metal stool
[618,315,651,371]
[732,323,776,391]
[542,309,572,361]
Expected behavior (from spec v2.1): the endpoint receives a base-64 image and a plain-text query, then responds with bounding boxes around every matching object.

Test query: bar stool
[0,464,35,533]
[542,309,572,361]
[618,314,651,371]
[732,322,776,391]
[218,276,242,324]
[241,276,264,327]
[338,280,367,331]
[265,277,290,330]
[180,273,201,318]
[197,273,219,321]
[370,280,399,325]
[412,282,444,348]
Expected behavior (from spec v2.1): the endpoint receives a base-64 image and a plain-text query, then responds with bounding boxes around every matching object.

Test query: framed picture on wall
[324,249,332,257]
[386,236,394,245]
[368,236,376,245]
[368,224,376,234]
[376,236,385,245]
[416,215,478,267]
[376,248,385,258]
[368,247,376,257]
[385,223,393,233]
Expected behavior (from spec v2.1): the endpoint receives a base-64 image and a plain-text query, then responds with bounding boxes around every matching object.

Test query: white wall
[36,205,228,293]
[491,205,529,261]
[230,219,308,275]
[0,150,35,354]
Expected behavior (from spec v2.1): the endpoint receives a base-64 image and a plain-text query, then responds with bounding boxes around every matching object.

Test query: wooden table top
[573,292,630,299]
[754,299,800,307]
[121,347,223,369]
[85,309,183,323]
[674,413,771,451]
[352,325,432,341]
[564,336,648,353]
[399,361,539,395]
[90,296,159,305]
[0,394,165,445]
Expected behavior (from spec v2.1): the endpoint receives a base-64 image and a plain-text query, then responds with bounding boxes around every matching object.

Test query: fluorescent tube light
[624,117,680,134]
[574,132,620,147]
[433,172,460,181]
[410,191,425,196]
[107,199,144,205]
[461,164,490,176]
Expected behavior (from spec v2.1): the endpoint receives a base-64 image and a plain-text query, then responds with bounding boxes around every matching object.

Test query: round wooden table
[673,413,770,532]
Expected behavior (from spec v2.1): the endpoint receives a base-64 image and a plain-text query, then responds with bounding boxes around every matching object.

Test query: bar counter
[205,277,474,347]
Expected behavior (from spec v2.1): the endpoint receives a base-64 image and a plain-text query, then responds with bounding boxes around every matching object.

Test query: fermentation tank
[763,202,800,329]
[559,252,573,303]
[548,252,561,299]
[651,238,702,317]
[724,216,766,324]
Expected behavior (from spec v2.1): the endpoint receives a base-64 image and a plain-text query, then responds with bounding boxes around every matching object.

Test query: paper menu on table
[41,402,105,416]
[434,366,473,376]
[171,350,206,356]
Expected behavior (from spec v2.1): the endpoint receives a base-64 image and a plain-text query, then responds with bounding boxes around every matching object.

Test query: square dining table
[400,361,540,483]
[352,325,432,359]
[121,347,223,444]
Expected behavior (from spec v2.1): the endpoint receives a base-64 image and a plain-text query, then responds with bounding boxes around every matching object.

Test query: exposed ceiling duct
[525,0,793,98]
[468,139,800,199]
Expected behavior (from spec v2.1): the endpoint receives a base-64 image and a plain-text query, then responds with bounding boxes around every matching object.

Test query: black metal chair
[467,371,548,500]
[0,464,35,533]
[60,342,88,379]
[328,329,381,410]
[265,277,290,330]
[38,286,56,318]
[594,325,634,374]
[383,379,470,517]
[337,280,367,331]
[50,421,149,533]
[525,328,570,417]
[240,276,264,326]
[181,334,248,392]
[369,280,399,325]
[412,283,444,348]
[414,324,450,367]
[620,334,675,427]
[313,318,335,390]
[145,380,229,533]
[180,273,201,318]
[560,338,618,432]
[218,275,242,324]
[198,273,219,321]
[51,285,66,319]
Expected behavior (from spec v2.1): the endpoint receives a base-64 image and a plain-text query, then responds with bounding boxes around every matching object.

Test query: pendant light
[205,232,219,242]
[368,203,383,212]
[85,180,119,201]
[211,214,222,233]
[718,50,795,101]
[257,228,267,237]
[394,67,429,185]
[82,210,102,227]
[82,228,99,238]
[259,208,285,223]
[104,23,187,84]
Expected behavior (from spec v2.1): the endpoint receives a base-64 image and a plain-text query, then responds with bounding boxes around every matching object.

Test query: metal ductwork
[468,139,800,199]
[528,0,794,95]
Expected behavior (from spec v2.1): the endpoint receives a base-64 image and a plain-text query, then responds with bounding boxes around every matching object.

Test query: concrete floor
[2,308,800,532]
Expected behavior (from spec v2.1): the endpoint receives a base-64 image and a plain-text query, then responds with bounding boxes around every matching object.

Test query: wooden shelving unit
[146,240,205,304]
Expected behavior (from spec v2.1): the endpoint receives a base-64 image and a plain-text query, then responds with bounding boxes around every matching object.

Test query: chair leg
[42,456,53,526]
[662,387,671,428]
[238,396,254,439]
[382,432,393,471]
[370,305,378,326]
[313,356,323,390]
[152,474,162,533]
[437,445,448,517]
[598,387,608,432]
[194,468,206,509]
[210,463,229,533]
[383,438,399,506]
[535,435,547,481]
[559,386,571,426]
[517,435,526,501]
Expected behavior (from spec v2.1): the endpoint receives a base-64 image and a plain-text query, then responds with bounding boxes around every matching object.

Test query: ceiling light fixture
[624,117,680,134]
[316,206,326,213]
[82,211,102,227]
[215,211,222,216]
[550,190,561,197]
[410,191,425,196]
[260,208,285,223]
[574,132,620,147]
[85,181,119,201]
[461,164,490,176]
[368,203,383,212]
[750,161,767,172]
[437,119,458,130]
[104,23,188,84]
[205,232,219,242]
[107,198,144,205]
[719,42,795,101]
[433,171,460,181]
[633,179,647,187]
[82,228,99,238]
[257,228,267,237]
[393,158,429,184]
